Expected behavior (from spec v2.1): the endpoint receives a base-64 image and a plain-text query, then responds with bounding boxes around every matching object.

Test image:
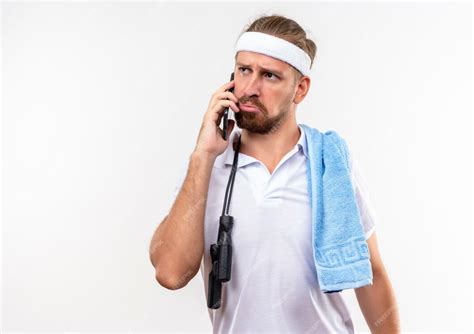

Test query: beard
[235,100,291,135]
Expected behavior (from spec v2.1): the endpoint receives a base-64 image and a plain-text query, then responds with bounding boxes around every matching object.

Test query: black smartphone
[222,72,235,140]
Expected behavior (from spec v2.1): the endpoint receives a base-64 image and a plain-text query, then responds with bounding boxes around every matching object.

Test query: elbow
[154,265,197,291]
[155,271,182,290]
[149,247,197,291]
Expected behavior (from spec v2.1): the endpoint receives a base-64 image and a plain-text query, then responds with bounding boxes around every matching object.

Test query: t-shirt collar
[219,123,308,168]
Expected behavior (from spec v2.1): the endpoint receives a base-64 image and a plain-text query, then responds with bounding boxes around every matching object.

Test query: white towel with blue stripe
[300,124,374,293]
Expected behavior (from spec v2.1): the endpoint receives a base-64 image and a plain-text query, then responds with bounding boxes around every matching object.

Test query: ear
[293,76,311,104]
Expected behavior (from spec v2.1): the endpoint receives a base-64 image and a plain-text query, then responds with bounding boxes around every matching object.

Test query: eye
[238,67,279,80]
[264,72,278,80]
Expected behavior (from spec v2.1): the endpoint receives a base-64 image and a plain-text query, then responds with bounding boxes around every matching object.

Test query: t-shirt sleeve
[348,150,377,240]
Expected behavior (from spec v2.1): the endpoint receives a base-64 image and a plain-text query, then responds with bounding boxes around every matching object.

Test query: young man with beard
[149,14,400,334]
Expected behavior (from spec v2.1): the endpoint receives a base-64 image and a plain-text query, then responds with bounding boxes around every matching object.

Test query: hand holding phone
[193,72,238,159]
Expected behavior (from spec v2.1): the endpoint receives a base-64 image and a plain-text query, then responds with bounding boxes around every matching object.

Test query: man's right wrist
[190,149,217,164]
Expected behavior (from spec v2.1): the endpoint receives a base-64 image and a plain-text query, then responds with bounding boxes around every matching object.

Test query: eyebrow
[236,62,284,77]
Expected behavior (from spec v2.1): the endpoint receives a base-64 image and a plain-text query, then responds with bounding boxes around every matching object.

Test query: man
[149,14,400,334]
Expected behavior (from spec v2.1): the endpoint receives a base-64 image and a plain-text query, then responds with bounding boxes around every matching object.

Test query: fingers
[217,99,239,114]
[204,79,240,127]
[219,79,235,93]
[210,80,236,102]
[218,91,238,104]
[210,85,238,109]
[206,99,239,125]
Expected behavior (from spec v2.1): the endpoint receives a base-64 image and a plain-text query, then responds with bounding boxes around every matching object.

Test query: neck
[233,117,301,171]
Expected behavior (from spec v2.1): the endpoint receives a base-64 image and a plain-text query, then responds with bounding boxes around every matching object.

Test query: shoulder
[302,124,349,148]
[299,124,352,162]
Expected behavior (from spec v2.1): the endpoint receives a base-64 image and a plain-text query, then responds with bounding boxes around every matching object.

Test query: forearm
[150,150,216,289]
[355,269,401,333]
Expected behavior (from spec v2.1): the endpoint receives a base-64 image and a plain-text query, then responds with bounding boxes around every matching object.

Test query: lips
[239,103,260,112]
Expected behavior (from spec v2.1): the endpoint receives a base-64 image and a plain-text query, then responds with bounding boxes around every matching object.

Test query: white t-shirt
[164,125,377,333]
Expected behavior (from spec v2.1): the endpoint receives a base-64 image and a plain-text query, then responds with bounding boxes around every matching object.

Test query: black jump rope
[207,131,241,309]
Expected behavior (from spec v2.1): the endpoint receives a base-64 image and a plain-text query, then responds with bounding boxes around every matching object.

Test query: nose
[240,73,261,99]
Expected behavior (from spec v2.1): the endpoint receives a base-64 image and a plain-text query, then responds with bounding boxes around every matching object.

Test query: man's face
[233,51,300,134]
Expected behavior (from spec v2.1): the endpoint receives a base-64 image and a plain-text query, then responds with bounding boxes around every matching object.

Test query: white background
[2,1,472,332]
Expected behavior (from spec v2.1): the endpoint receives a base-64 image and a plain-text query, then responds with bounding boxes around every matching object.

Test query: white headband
[234,31,312,76]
